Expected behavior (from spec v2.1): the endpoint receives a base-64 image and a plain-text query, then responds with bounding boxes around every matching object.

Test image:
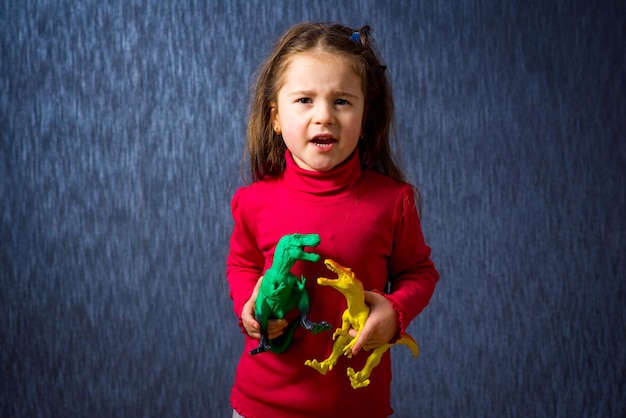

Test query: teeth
[313,138,335,144]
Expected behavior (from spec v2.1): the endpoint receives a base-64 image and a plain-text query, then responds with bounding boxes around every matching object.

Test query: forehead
[277,50,364,93]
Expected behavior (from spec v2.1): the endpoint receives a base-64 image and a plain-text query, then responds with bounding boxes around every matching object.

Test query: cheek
[277,123,301,149]
[348,116,365,138]
[278,117,305,137]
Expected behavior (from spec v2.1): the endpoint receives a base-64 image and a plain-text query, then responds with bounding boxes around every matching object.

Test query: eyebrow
[287,90,362,99]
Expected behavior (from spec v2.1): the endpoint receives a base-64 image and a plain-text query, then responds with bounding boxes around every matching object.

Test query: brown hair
[244,22,418,204]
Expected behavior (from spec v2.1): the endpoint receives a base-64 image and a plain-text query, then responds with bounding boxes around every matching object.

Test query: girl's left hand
[349,291,399,356]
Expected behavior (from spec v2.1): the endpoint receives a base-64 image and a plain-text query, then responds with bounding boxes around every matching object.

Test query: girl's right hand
[241,276,288,340]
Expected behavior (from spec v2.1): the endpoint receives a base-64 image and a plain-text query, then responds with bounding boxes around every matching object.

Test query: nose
[314,102,335,125]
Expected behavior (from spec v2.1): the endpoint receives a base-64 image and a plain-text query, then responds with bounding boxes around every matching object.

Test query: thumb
[242,276,264,331]
[247,276,264,316]
[251,276,264,298]
[351,324,372,356]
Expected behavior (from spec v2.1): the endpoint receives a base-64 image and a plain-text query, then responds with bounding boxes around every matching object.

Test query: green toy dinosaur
[250,233,332,355]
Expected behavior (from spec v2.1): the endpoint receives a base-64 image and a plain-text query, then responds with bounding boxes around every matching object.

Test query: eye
[335,98,350,106]
[297,97,312,104]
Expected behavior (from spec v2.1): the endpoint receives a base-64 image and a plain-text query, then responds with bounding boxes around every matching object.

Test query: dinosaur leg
[300,313,332,334]
[305,334,352,375]
[298,292,332,334]
[346,344,390,389]
[249,317,272,355]
[341,331,360,356]
[250,333,272,355]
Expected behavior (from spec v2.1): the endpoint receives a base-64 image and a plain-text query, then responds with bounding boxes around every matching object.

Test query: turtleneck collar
[283,149,362,195]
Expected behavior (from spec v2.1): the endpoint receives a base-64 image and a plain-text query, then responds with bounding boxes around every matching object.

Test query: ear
[270,103,281,134]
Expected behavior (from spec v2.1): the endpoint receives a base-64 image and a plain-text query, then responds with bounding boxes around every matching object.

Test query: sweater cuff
[238,318,245,333]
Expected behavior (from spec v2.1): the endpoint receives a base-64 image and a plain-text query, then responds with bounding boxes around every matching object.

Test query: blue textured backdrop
[1,0,625,417]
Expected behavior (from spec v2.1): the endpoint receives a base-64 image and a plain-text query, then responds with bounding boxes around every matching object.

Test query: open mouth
[311,135,337,149]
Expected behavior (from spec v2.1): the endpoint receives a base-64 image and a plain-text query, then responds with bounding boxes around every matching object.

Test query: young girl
[226,22,439,418]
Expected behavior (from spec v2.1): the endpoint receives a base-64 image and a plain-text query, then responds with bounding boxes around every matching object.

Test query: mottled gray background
[1,0,624,417]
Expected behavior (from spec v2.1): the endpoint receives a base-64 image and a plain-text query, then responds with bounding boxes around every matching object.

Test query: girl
[226,22,439,418]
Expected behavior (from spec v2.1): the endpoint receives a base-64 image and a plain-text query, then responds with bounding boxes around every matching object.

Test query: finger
[241,301,260,335]
[266,319,288,339]
[242,297,259,323]
[245,326,260,339]
[363,290,376,304]
[351,326,372,356]
[267,318,288,332]
[348,328,358,338]
[244,315,260,332]
[242,318,260,338]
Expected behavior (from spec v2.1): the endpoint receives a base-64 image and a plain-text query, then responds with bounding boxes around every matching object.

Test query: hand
[349,291,399,356]
[241,276,288,339]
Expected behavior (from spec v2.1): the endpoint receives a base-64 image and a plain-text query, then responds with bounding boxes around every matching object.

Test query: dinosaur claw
[305,359,331,375]
[347,367,371,389]
[311,321,332,334]
[301,317,332,334]
[250,342,272,356]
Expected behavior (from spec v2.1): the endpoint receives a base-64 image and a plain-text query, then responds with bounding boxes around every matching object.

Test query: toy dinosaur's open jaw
[328,258,355,272]
[317,259,352,286]
[323,259,342,274]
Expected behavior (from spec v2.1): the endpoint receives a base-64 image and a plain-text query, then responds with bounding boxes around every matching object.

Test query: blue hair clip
[350,32,362,46]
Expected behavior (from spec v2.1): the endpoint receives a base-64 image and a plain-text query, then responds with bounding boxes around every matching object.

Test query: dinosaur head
[276,233,321,265]
[291,233,321,248]
[316,259,364,294]
[277,233,320,249]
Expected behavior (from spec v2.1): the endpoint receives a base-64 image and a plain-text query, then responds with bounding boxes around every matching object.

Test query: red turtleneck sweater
[226,151,439,418]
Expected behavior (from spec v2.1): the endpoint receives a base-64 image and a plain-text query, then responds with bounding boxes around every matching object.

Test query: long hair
[243,22,420,208]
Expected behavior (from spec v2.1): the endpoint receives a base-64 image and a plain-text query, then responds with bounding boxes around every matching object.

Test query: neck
[283,150,362,195]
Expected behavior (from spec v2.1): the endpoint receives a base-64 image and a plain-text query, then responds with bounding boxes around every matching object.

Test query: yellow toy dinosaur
[305,259,419,389]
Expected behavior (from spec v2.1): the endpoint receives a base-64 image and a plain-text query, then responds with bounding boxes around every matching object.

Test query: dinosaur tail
[269,320,300,354]
[397,333,419,358]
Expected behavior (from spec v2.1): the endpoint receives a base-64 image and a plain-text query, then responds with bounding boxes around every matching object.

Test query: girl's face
[271,50,364,172]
